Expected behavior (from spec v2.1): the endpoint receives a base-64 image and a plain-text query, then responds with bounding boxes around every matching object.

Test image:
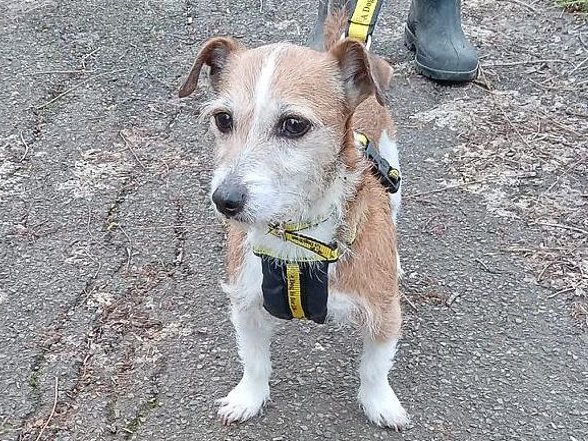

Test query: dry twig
[127,224,212,231]
[569,57,588,76]
[118,226,133,272]
[472,65,494,91]
[119,131,146,169]
[19,132,30,162]
[496,0,538,12]
[475,258,501,274]
[408,178,491,198]
[408,172,536,199]
[36,69,125,110]
[34,377,59,441]
[537,261,555,282]
[29,69,95,75]
[535,222,588,236]
[548,286,578,299]
[545,160,579,193]
[402,293,418,312]
[483,58,567,68]
[446,291,462,307]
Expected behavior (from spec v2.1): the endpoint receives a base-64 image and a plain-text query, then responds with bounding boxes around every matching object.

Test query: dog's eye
[279,117,311,139]
[214,112,233,133]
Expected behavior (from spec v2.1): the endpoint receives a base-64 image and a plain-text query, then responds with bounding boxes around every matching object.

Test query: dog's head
[179,37,392,226]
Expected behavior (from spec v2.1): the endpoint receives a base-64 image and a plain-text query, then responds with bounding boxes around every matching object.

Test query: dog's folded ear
[179,37,242,98]
[329,39,393,108]
[369,53,394,94]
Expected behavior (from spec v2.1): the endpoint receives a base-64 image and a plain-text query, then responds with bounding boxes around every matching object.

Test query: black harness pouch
[259,256,330,324]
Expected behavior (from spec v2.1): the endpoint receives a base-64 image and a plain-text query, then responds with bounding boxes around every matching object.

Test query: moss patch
[556,0,588,13]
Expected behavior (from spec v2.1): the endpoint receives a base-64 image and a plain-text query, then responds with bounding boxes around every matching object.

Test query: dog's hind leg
[357,301,410,430]
[217,303,274,424]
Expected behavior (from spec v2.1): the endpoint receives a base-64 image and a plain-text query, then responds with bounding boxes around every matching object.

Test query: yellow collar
[266,225,340,262]
[253,212,341,262]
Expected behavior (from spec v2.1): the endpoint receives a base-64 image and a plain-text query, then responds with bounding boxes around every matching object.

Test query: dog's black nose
[212,183,247,218]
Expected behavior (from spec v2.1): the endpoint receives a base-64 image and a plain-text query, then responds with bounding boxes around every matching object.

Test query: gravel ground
[0,0,587,440]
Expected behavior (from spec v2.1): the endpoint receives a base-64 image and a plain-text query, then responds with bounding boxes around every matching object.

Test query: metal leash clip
[268,222,287,240]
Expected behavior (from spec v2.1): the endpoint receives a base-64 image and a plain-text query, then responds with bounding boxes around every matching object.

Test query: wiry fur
[179,7,408,430]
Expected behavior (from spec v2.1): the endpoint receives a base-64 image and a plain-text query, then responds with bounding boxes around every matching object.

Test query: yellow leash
[345,0,384,48]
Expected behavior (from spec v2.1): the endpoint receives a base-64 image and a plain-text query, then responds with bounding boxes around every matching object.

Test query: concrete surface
[0,0,587,440]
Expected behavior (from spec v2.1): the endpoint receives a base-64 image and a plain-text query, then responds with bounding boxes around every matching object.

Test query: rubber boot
[405,0,479,82]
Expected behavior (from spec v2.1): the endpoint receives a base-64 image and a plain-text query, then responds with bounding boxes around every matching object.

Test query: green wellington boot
[405,0,479,82]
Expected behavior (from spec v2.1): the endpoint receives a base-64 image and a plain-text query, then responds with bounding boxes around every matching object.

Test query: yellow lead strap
[347,0,382,44]
[285,264,305,319]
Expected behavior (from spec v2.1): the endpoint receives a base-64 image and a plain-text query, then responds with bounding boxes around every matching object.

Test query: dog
[178,8,409,430]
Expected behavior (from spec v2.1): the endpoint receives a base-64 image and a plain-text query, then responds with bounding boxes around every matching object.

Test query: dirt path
[0,0,586,440]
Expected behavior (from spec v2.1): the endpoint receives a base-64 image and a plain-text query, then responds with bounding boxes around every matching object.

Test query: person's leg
[308,0,330,50]
[307,0,351,50]
[405,0,479,81]
[308,0,478,82]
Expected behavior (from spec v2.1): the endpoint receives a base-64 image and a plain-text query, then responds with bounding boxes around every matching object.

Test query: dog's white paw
[358,385,410,430]
[216,381,269,425]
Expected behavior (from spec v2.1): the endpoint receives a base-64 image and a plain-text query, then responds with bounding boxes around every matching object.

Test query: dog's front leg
[217,303,274,424]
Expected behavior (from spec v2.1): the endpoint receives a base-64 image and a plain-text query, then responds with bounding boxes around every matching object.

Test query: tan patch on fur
[353,96,397,141]
[369,55,394,91]
[330,77,401,342]
[333,140,401,342]
[323,9,349,51]
[226,226,246,283]
[270,47,348,125]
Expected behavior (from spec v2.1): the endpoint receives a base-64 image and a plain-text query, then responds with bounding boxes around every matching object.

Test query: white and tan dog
[179,11,408,430]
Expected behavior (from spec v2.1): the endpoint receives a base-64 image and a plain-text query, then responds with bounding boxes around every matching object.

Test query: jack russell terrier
[179,6,409,430]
